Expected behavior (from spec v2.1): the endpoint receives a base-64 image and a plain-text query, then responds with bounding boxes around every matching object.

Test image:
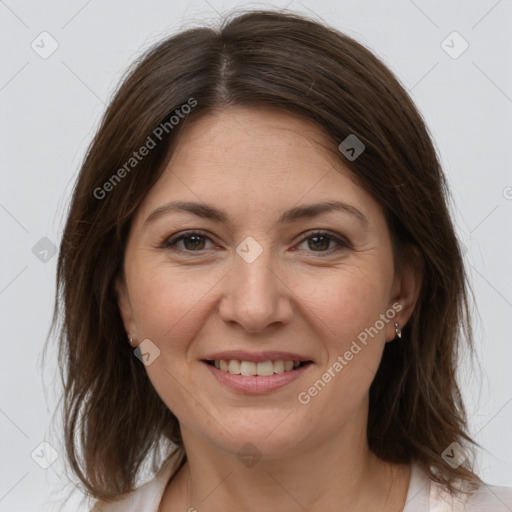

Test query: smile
[202,359,313,394]
[206,359,309,376]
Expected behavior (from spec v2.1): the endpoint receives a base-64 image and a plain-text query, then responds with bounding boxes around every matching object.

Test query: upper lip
[202,350,313,363]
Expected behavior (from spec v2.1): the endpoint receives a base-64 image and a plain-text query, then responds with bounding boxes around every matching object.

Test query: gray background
[1,0,511,510]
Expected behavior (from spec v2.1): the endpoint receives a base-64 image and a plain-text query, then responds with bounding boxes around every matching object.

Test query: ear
[386,245,423,342]
[115,274,138,343]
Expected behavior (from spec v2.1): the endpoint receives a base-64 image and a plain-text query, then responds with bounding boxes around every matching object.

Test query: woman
[53,9,512,511]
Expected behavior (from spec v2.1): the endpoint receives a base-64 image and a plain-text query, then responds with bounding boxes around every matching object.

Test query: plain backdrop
[1,0,511,510]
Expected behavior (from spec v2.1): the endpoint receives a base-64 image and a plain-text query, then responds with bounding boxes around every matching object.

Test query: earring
[128,334,135,346]
[394,322,402,340]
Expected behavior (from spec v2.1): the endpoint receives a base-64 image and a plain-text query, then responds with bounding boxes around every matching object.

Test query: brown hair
[50,8,481,503]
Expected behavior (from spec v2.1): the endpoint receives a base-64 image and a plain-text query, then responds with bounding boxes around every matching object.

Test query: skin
[116,107,422,511]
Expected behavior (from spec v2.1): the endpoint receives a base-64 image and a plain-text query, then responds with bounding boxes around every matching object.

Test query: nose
[218,246,294,334]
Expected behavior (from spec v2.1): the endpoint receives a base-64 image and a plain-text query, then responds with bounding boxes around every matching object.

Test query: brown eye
[307,235,332,251]
[181,235,207,250]
[163,231,215,252]
[296,231,350,255]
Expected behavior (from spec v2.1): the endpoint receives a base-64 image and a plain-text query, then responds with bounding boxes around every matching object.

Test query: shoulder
[90,450,185,512]
[430,477,512,511]
[462,482,512,511]
[404,462,512,511]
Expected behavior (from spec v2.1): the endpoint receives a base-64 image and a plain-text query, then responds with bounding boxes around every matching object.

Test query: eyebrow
[144,200,368,226]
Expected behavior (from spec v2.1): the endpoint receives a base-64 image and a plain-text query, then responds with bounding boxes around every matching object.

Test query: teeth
[228,359,241,374]
[240,361,256,376]
[273,360,284,373]
[257,361,274,376]
[213,359,306,376]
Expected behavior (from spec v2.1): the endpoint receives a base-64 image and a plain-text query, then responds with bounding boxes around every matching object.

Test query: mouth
[201,357,314,394]
[203,359,313,376]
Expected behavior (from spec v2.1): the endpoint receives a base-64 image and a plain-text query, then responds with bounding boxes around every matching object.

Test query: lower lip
[203,361,312,394]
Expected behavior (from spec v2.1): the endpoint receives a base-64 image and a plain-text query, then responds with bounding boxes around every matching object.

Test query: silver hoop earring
[394,322,402,340]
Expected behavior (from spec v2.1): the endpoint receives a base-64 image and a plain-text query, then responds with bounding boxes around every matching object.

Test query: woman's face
[117,107,418,458]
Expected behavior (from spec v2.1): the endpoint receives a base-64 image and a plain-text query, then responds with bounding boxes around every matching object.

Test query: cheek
[127,263,224,421]
[297,266,391,346]
[128,261,224,351]
[330,278,392,386]
[294,266,391,404]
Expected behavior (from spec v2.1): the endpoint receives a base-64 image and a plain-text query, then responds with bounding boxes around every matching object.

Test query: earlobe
[387,246,423,341]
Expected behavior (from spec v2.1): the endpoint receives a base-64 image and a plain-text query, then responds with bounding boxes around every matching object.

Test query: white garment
[92,454,512,511]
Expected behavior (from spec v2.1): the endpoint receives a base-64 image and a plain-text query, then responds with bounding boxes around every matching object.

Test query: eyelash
[161,230,351,256]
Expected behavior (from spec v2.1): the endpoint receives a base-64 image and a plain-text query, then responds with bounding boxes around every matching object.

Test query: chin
[191,411,314,461]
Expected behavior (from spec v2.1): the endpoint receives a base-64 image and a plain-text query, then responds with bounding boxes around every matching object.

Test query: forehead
[169,106,338,178]
[135,107,383,228]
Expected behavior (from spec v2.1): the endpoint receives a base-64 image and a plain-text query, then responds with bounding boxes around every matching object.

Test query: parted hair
[51,8,481,503]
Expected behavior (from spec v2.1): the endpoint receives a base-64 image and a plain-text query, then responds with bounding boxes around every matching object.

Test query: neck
[161,406,411,512]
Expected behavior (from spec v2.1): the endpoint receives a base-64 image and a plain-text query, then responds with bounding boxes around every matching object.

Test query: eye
[295,230,351,255]
[163,231,216,252]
